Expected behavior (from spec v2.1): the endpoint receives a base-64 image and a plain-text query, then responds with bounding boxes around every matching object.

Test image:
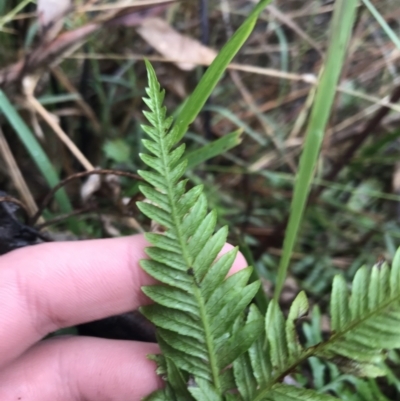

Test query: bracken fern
[137,61,400,401]
[137,61,263,401]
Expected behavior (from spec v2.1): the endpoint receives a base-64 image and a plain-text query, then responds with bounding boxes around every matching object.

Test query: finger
[224,243,248,275]
[0,235,152,367]
[0,336,162,401]
[0,235,247,366]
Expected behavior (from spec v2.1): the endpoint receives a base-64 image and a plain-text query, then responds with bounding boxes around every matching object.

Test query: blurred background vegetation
[1,1,400,396]
[2,0,400,300]
[1,1,400,299]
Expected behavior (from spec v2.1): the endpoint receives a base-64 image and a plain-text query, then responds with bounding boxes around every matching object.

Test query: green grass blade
[186,130,242,169]
[0,0,33,30]
[273,0,358,301]
[0,90,72,213]
[362,0,400,51]
[205,105,267,145]
[170,0,272,143]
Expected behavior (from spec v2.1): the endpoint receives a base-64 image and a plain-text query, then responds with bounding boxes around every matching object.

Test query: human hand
[0,234,247,400]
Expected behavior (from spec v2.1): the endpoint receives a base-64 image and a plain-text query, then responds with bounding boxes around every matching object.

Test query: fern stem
[252,348,315,401]
[156,107,222,392]
[193,285,221,391]
[159,139,222,391]
[160,141,191,265]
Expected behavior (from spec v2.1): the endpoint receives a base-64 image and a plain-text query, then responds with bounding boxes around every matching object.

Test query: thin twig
[25,93,95,171]
[50,66,101,133]
[30,169,142,225]
[0,126,42,218]
[0,196,30,218]
[35,206,95,229]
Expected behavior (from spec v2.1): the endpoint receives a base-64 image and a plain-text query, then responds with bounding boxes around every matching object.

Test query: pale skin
[0,234,247,401]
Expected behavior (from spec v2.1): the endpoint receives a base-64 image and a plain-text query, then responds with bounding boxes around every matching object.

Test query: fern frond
[138,61,400,401]
[241,254,400,401]
[315,253,400,376]
[138,61,263,400]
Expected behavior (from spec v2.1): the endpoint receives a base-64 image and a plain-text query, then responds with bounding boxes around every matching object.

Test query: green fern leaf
[266,301,289,371]
[247,305,271,388]
[138,61,262,400]
[188,377,222,401]
[316,257,400,376]
[266,384,339,401]
[233,351,257,401]
[286,291,308,361]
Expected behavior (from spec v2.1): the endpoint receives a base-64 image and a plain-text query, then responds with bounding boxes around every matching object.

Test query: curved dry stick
[30,169,142,225]
[0,195,29,219]
[35,206,96,230]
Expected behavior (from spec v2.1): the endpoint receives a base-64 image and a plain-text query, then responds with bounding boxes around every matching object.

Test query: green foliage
[317,258,400,377]
[138,61,400,401]
[185,130,242,170]
[103,138,131,163]
[0,89,72,214]
[170,0,273,144]
[362,0,400,51]
[274,0,359,301]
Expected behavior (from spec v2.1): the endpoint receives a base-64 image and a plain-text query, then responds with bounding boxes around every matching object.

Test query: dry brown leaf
[108,4,171,27]
[37,0,72,41]
[0,4,171,87]
[137,17,217,71]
